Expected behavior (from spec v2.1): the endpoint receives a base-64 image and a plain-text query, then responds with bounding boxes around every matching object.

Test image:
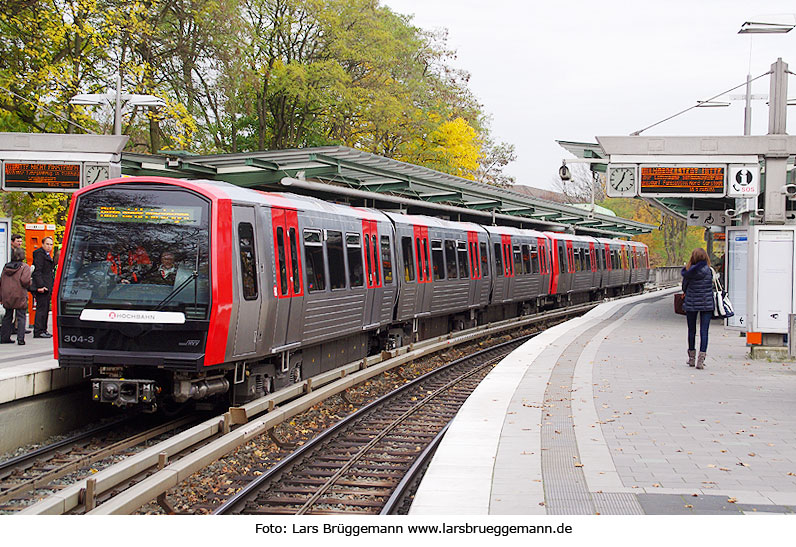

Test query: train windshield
[60,186,211,320]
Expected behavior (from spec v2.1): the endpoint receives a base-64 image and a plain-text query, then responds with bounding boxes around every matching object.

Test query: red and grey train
[53,177,650,411]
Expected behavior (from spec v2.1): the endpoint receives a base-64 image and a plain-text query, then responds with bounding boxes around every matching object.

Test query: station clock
[607,165,637,198]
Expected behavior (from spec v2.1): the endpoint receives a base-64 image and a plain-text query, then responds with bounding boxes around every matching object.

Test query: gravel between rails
[137,324,554,515]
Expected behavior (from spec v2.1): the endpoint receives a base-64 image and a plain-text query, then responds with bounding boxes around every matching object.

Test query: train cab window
[402,236,415,282]
[371,235,380,285]
[380,236,393,284]
[275,226,288,296]
[431,240,445,281]
[304,230,325,292]
[347,233,364,287]
[238,222,258,300]
[444,240,458,279]
[521,244,532,274]
[513,245,522,276]
[557,241,566,273]
[494,242,503,278]
[327,231,346,290]
[457,241,470,279]
[480,242,489,277]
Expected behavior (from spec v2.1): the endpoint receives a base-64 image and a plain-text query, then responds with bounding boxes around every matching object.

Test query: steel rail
[0,416,196,507]
[21,297,614,515]
[214,336,531,515]
[0,416,133,478]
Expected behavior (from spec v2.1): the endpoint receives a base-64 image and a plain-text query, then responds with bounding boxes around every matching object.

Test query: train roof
[383,212,487,233]
[482,225,548,239]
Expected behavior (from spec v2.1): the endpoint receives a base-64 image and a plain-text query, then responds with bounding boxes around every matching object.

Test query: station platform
[410,288,796,515]
[0,315,82,405]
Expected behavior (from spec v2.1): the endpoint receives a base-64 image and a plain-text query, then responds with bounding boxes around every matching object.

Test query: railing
[650,266,682,288]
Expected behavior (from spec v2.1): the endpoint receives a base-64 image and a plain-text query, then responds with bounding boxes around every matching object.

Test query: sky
[383,0,796,190]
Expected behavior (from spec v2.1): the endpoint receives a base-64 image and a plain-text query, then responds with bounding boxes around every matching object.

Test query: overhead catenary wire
[0,83,97,134]
[630,70,772,136]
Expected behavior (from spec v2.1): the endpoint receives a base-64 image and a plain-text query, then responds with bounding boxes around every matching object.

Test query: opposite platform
[410,288,796,515]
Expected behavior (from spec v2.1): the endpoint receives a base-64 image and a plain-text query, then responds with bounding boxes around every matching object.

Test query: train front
[56,178,229,412]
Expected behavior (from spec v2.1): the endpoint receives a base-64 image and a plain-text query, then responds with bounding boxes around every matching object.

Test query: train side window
[364,234,372,284]
[494,242,503,278]
[457,241,470,279]
[238,222,258,300]
[512,244,522,276]
[289,227,302,295]
[445,240,458,279]
[402,236,415,282]
[347,233,364,287]
[557,241,566,273]
[371,235,380,285]
[480,242,489,277]
[380,236,393,284]
[422,239,430,281]
[521,244,531,274]
[275,225,287,296]
[531,245,539,274]
[304,230,325,292]
[327,231,346,290]
[415,238,423,281]
[431,240,445,281]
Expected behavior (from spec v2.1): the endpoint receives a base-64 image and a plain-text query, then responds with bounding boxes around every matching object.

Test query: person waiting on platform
[681,248,714,370]
[0,248,32,345]
[32,236,55,339]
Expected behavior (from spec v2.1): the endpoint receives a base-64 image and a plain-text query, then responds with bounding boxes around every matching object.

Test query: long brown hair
[686,247,708,269]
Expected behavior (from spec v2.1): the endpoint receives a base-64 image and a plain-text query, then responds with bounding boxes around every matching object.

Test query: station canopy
[558,139,752,222]
[120,146,654,238]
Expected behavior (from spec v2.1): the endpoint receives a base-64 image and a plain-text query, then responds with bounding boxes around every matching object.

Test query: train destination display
[639,165,725,197]
[2,161,81,191]
[96,205,202,225]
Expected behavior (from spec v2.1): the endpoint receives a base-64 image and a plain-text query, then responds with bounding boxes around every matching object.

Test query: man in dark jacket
[32,237,55,338]
[681,248,714,370]
[0,248,32,345]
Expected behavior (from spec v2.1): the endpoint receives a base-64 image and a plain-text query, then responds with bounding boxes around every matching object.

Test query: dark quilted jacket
[681,261,714,312]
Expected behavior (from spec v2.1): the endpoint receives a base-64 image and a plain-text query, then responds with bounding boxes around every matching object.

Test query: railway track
[0,415,198,513]
[213,336,532,515]
[18,299,607,515]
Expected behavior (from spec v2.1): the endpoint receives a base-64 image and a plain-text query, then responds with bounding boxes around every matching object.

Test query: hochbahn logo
[79,309,186,324]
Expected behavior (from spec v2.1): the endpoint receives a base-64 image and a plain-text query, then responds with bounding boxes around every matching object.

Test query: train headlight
[101,382,119,401]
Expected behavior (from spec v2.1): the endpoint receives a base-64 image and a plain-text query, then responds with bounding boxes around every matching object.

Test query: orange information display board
[639,166,725,197]
[3,162,81,191]
[25,223,56,326]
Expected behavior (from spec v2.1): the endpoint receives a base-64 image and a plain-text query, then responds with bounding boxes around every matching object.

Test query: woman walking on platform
[681,248,714,370]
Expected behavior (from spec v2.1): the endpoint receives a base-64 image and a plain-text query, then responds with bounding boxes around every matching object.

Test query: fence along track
[214,336,532,515]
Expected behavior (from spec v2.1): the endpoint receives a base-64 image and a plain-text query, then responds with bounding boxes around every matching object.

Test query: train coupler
[92,378,157,408]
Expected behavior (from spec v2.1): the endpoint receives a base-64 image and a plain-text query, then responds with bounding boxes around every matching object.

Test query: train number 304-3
[63,335,95,344]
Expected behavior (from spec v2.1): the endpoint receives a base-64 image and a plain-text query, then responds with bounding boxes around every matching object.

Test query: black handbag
[674,293,686,315]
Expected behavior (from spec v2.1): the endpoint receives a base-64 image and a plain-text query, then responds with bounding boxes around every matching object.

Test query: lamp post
[69,76,166,135]
[738,16,795,135]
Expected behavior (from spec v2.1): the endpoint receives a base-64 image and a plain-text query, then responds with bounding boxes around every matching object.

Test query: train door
[413,225,431,316]
[468,231,480,305]
[233,206,262,356]
[588,241,597,287]
[271,207,304,349]
[502,234,514,301]
[363,219,382,328]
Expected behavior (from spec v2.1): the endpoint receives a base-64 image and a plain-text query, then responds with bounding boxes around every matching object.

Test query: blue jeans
[686,311,712,352]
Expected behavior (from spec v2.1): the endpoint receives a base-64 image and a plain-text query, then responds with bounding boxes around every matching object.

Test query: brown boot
[696,352,706,370]
[687,350,696,367]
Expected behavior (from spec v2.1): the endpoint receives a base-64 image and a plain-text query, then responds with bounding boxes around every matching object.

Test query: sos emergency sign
[727,164,760,198]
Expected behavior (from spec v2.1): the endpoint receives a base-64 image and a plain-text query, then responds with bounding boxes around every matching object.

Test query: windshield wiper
[155,270,198,311]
